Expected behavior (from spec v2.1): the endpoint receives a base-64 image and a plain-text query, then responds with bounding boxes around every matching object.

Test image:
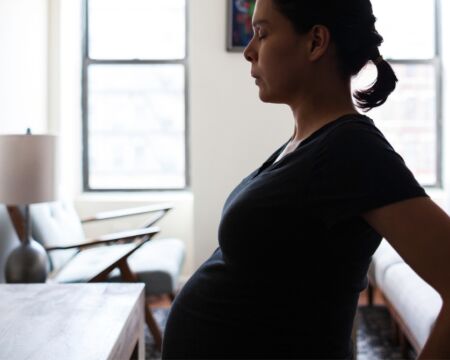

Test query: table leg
[118,259,163,352]
[131,331,145,360]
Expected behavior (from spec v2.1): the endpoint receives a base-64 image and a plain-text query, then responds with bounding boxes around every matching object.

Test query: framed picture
[226,0,256,52]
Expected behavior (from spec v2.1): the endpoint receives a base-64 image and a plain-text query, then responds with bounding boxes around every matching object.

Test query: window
[82,0,188,191]
[352,0,442,187]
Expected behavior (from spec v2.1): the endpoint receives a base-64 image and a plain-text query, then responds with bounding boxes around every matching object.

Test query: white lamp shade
[0,135,57,205]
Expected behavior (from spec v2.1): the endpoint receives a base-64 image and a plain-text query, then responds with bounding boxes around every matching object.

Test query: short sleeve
[308,122,429,228]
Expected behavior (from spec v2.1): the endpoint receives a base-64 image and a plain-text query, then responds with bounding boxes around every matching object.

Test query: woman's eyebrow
[252,19,270,28]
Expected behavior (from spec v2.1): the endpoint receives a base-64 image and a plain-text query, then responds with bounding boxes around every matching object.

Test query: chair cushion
[383,262,442,350]
[370,239,405,288]
[30,201,85,271]
[107,238,185,296]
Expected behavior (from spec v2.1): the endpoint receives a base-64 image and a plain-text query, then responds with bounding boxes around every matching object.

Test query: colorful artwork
[227,0,256,51]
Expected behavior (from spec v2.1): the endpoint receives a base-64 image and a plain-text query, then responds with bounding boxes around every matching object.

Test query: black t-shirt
[162,114,428,359]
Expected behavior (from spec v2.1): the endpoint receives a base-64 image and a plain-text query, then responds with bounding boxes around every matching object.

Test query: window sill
[75,190,193,203]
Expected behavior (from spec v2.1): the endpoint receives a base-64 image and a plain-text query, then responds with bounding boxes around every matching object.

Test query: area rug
[145,305,416,360]
[357,305,416,360]
[145,307,170,360]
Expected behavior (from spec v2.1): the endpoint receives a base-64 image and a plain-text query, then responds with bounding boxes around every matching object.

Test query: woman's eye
[253,27,266,40]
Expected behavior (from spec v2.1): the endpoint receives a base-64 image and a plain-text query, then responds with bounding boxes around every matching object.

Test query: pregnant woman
[162,0,450,358]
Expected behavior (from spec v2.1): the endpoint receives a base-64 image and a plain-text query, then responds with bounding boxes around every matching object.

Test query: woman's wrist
[417,299,450,359]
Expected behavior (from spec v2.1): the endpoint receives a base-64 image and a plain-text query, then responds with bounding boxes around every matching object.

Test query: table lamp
[0,129,57,283]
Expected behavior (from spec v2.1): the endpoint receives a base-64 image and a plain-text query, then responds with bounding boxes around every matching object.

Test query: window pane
[371,0,435,59]
[352,63,437,185]
[88,0,186,60]
[88,64,185,189]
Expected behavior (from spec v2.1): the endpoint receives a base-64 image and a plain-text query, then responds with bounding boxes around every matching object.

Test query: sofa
[367,239,443,354]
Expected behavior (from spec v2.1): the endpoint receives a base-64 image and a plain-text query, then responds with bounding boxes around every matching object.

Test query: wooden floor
[148,286,387,309]
[358,286,386,306]
[147,294,172,308]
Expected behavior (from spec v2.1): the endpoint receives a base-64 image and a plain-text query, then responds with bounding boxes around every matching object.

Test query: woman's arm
[362,196,450,359]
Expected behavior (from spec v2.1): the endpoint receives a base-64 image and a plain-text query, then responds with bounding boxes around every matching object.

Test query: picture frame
[226,0,256,52]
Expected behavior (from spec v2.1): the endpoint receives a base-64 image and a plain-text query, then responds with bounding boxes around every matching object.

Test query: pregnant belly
[161,248,354,359]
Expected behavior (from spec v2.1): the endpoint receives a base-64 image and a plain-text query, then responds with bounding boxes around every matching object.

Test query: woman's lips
[252,74,261,85]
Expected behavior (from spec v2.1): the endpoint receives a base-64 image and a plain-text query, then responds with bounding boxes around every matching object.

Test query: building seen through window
[83,0,187,191]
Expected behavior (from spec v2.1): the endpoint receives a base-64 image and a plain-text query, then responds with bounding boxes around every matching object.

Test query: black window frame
[81,0,190,192]
[381,0,442,188]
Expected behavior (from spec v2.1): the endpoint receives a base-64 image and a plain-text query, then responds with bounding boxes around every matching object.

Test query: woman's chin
[258,90,283,104]
[258,88,271,103]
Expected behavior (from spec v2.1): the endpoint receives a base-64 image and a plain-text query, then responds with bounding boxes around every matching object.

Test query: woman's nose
[243,41,257,63]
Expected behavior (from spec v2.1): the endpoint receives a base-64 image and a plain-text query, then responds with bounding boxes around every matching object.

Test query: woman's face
[243,0,310,104]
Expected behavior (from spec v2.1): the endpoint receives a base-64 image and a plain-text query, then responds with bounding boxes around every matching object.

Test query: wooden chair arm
[87,238,152,283]
[45,226,160,251]
[47,237,153,283]
[80,203,173,223]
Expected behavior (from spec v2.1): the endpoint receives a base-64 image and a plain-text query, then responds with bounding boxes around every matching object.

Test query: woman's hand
[362,196,450,359]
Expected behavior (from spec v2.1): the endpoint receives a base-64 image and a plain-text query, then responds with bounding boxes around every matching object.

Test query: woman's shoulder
[329,113,379,133]
[321,113,392,150]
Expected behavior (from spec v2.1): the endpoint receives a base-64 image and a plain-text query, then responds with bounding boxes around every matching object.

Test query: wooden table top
[0,283,145,360]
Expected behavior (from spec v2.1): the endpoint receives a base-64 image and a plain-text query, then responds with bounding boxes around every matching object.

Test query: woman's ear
[307,25,330,62]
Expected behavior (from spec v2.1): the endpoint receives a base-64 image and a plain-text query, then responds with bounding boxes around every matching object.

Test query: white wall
[0,0,48,134]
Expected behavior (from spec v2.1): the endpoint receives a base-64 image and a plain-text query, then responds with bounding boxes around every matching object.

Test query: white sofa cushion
[370,239,405,288]
[383,262,442,350]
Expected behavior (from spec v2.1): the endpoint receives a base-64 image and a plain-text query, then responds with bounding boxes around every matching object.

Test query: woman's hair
[272,0,398,112]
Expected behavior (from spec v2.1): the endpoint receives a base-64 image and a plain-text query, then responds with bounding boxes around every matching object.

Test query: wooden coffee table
[0,283,145,360]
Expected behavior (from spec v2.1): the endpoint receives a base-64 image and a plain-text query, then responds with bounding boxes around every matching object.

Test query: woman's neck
[289,81,358,142]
